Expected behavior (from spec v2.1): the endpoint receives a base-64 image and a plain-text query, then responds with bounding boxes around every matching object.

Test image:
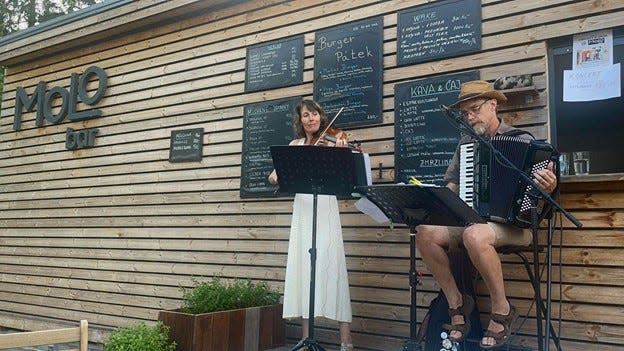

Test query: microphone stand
[440,104,582,351]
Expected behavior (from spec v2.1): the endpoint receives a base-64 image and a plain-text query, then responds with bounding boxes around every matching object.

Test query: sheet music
[362,152,372,185]
[355,197,389,223]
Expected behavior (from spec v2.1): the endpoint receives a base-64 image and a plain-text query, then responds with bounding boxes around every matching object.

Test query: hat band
[457,92,484,101]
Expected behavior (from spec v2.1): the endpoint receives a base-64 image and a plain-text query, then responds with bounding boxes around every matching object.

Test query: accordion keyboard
[459,142,475,207]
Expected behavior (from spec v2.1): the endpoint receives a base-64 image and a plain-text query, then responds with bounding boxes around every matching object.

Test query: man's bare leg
[415,225,465,340]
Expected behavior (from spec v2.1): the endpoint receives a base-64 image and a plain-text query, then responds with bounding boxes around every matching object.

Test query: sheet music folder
[356,184,485,227]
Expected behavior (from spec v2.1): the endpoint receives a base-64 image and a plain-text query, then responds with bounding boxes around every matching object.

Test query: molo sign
[13,66,107,150]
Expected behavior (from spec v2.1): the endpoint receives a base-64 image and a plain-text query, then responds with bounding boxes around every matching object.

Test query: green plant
[181,277,281,314]
[103,321,176,351]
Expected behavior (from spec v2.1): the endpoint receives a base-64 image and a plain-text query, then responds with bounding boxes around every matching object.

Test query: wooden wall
[1,0,624,349]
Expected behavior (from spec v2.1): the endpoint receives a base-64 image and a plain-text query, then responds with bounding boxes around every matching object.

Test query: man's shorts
[447,221,531,252]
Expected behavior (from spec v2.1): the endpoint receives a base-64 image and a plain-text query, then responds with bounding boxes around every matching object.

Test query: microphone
[440,104,472,134]
[440,104,460,120]
[440,104,464,125]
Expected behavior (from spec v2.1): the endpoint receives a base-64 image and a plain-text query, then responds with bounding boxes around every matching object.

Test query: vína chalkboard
[394,70,478,185]
[240,97,299,198]
[313,17,384,127]
[169,128,203,162]
[397,0,481,66]
[245,35,304,92]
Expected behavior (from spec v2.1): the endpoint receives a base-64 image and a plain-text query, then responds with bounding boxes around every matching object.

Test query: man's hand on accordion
[533,161,557,193]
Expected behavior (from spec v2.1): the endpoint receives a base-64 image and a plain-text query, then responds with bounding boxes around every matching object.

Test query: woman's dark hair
[292,99,329,138]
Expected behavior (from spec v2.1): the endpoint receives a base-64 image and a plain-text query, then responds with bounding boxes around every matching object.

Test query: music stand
[356,184,486,351]
[271,145,361,351]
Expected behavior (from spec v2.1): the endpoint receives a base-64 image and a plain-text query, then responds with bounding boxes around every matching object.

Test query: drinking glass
[559,153,570,175]
[572,151,590,175]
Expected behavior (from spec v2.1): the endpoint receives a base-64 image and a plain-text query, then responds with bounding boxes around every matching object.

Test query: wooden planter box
[158,304,285,351]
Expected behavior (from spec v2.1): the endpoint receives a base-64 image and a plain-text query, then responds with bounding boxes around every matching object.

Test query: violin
[310,107,362,152]
[312,126,362,151]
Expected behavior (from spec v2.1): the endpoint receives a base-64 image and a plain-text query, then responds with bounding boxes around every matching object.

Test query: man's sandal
[480,304,518,350]
[442,294,474,342]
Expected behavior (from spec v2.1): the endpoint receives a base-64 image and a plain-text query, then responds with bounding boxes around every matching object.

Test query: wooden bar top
[560,173,624,191]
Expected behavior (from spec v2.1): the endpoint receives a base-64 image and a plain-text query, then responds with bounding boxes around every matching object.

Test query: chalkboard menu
[397,0,481,66]
[313,17,383,127]
[169,128,203,162]
[240,97,299,198]
[394,71,478,185]
[245,36,304,92]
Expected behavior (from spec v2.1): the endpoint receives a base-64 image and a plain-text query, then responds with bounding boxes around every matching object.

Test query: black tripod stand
[356,184,486,351]
[271,145,365,351]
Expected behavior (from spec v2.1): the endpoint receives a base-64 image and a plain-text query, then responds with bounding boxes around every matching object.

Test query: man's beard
[473,123,487,135]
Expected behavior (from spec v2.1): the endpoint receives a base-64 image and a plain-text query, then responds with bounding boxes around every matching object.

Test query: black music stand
[271,145,361,351]
[356,184,486,351]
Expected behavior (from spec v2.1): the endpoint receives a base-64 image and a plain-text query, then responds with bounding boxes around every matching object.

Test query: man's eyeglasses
[459,99,489,118]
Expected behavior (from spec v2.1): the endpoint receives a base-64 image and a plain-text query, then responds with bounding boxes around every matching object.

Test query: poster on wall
[313,16,384,127]
[240,97,299,198]
[572,29,613,69]
[396,0,481,65]
[394,70,479,185]
[564,29,621,101]
[245,35,304,92]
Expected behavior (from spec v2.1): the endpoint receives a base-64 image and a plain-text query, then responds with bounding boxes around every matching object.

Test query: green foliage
[103,321,176,351]
[0,1,102,111]
[181,277,281,314]
[1,1,103,37]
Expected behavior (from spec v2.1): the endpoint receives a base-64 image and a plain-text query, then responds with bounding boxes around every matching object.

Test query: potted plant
[104,321,176,351]
[158,277,285,351]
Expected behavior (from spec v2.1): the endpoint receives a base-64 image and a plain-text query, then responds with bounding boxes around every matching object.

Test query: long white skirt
[282,193,352,322]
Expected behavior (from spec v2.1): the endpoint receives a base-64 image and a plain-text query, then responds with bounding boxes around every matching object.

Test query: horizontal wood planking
[1,1,624,350]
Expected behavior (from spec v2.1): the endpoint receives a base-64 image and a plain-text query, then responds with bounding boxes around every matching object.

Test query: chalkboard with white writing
[240,97,299,198]
[245,36,304,92]
[397,0,481,66]
[394,71,478,185]
[169,128,203,162]
[313,17,383,127]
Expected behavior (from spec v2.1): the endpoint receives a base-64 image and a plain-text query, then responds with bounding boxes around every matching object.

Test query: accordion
[458,135,555,228]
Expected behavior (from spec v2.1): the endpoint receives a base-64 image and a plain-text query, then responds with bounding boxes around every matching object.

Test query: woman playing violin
[268,99,354,351]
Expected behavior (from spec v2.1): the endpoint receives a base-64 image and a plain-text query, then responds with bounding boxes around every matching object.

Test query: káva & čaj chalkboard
[313,17,383,127]
[394,71,478,185]
[240,97,298,198]
[169,128,203,162]
[245,35,304,92]
[397,0,481,66]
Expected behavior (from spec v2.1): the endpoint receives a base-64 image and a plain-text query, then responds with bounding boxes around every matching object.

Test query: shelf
[499,86,538,96]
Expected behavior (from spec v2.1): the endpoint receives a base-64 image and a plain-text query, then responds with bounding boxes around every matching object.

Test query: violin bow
[313,107,345,146]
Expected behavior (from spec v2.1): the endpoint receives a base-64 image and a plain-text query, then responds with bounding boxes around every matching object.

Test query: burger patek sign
[12,65,107,150]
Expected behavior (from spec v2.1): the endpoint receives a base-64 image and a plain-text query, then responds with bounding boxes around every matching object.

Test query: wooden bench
[0,320,88,351]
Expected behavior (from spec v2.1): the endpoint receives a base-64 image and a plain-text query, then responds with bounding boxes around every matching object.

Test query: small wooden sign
[169,128,203,162]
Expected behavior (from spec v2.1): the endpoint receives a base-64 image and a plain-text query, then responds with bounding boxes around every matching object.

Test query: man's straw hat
[449,80,507,108]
